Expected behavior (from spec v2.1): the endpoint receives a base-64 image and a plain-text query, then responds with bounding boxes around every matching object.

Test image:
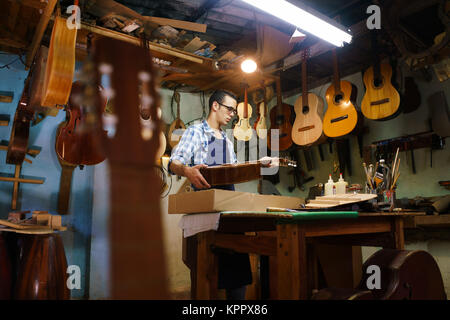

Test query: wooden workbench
[182,210,426,300]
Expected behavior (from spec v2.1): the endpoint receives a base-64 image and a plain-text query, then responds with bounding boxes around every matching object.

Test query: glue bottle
[335,173,348,195]
[324,175,335,196]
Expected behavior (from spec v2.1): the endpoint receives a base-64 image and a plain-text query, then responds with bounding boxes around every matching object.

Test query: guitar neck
[276,77,282,113]
[301,56,308,107]
[371,31,381,81]
[332,49,341,93]
[244,86,248,118]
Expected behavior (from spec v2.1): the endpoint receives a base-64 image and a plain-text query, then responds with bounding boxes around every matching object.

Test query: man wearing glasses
[169,89,251,299]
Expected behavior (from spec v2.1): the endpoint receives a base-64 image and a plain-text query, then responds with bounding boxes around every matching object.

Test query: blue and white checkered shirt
[169,120,237,174]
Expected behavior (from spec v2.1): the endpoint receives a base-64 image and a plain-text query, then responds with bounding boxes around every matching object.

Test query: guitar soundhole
[373,77,383,88]
[334,94,343,104]
[276,115,285,125]
[302,106,309,114]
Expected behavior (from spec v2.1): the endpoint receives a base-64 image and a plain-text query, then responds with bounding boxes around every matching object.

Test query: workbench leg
[393,217,405,249]
[276,224,308,299]
[196,231,218,299]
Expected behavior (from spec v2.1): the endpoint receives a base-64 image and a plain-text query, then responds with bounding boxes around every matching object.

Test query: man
[169,89,251,299]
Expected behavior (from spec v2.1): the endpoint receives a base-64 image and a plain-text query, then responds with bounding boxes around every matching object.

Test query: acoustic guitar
[93,36,168,298]
[361,31,401,120]
[41,16,77,107]
[268,77,293,151]
[233,84,253,141]
[323,49,359,138]
[167,91,186,149]
[292,49,325,146]
[253,83,270,140]
[200,157,297,186]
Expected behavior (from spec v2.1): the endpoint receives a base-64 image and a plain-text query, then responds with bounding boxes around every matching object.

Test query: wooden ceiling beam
[7,0,46,10]
[25,0,57,69]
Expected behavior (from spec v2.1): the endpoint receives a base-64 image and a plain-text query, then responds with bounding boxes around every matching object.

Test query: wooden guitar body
[323,80,358,138]
[233,101,253,142]
[292,93,324,146]
[313,249,447,300]
[168,91,186,149]
[168,118,186,149]
[41,16,77,107]
[268,102,293,151]
[55,81,107,166]
[254,101,268,140]
[361,63,400,120]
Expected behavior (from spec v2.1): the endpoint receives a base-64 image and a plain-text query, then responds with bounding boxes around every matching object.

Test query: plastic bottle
[324,175,335,196]
[335,173,348,194]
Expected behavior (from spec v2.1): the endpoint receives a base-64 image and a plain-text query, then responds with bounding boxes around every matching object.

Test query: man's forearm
[169,160,187,177]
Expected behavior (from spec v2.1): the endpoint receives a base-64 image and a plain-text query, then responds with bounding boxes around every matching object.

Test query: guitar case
[312,249,446,300]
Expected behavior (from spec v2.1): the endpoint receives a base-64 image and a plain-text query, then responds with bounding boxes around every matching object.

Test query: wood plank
[145,16,207,33]
[303,218,392,237]
[276,224,307,299]
[414,215,450,227]
[7,0,46,10]
[80,22,207,65]
[214,233,276,256]
[196,231,217,299]
[8,1,20,31]
[0,173,44,184]
[0,91,14,103]
[25,0,57,69]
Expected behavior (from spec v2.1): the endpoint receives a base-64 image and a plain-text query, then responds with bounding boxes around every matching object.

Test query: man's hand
[184,164,211,189]
[259,156,279,168]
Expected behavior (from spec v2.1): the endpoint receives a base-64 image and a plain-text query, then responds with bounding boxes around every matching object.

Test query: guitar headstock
[93,37,162,166]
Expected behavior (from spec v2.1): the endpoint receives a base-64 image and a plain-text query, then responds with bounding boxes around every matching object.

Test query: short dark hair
[208,89,237,110]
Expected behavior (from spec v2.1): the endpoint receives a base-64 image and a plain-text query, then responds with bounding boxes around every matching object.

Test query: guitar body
[41,16,77,107]
[268,103,293,151]
[55,81,107,166]
[254,101,268,140]
[168,118,186,149]
[323,80,358,138]
[292,93,325,146]
[361,63,400,120]
[233,101,253,141]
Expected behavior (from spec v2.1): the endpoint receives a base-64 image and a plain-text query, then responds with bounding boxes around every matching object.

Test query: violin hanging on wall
[233,83,253,142]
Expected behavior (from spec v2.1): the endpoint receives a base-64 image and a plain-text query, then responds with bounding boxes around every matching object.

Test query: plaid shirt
[169,120,237,174]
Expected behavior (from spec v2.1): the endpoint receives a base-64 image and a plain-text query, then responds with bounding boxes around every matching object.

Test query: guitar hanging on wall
[167,91,186,150]
[323,49,359,138]
[292,49,326,146]
[361,31,401,120]
[268,76,294,151]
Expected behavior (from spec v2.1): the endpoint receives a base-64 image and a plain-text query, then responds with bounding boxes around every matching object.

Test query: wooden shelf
[405,214,450,228]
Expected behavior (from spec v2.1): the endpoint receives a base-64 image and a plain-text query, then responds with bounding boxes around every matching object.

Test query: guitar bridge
[371,98,390,106]
[298,125,315,132]
[331,115,348,123]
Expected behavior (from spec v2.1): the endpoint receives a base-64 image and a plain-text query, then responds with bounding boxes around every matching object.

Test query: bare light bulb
[241,59,257,73]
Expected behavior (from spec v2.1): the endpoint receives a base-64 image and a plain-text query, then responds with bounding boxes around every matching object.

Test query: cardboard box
[168,189,304,214]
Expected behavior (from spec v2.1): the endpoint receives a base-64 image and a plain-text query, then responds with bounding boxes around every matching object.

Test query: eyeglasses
[218,102,237,115]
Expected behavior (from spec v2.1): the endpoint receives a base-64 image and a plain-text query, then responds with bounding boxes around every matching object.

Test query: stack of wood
[0,210,66,234]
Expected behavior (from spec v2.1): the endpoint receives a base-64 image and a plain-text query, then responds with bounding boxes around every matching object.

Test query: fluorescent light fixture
[241,58,257,73]
[241,0,352,47]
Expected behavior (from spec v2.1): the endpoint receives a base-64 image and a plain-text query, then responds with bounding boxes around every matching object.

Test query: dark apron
[195,135,252,289]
